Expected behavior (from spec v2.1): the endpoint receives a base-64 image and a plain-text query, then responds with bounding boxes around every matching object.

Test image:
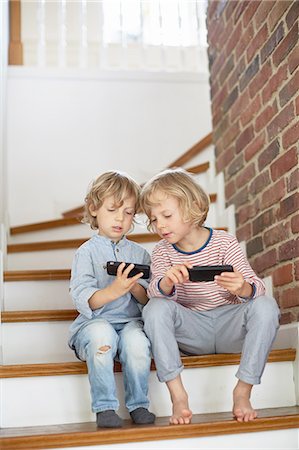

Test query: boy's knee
[143,297,171,322]
[250,295,280,324]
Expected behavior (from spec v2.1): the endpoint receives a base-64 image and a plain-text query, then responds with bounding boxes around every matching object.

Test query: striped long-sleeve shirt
[147,228,265,311]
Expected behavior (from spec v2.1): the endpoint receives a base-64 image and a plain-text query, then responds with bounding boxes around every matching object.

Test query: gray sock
[130,407,156,424]
[96,410,123,428]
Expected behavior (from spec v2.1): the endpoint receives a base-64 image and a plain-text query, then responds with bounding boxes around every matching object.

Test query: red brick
[247,24,268,63]
[279,311,293,325]
[254,1,275,30]
[214,115,229,142]
[261,178,286,209]
[272,264,293,287]
[278,192,299,220]
[223,121,241,148]
[236,163,256,188]
[226,22,243,56]
[291,214,299,233]
[280,287,299,309]
[255,100,278,133]
[248,60,272,99]
[227,153,244,177]
[243,0,261,28]
[228,57,246,91]
[279,70,299,108]
[258,139,280,171]
[268,1,293,31]
[232,186,249,208]
[260,22,284,64]
[225,179,236,201]
[211,50,226,81]
[237,200,260,225]
[230,89,250,124]
[282,123,299,149]
[241,94,262,128]
[245,132,266,162]
[216,146,235,173]
[236,222,252,242]
[288,45,299,74]
[262,64,288,104]
[264,222,290,247]
[273,22,299,67]
[267,102,294,141]
[219,54,235,86]
[295,261,299,281]
[253,209,275,234]
[287,167,299,192]
[212,84,228,113]
[236,23,254,60]
[234,1,250,25]
[247,236,264,258]
[225,1,239,22]
[236,125,254,154]
[270,147,298,181]
[279,238,299,261]
[296,95,299,115]
[240,55,260,92]
[253,248,277,272]
[249,169,270,196]
[286,1,299,29]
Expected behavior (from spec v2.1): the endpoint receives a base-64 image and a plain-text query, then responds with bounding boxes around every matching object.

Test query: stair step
[4,269,71,282]
[9,193,217,235]
[0,349,295,378]
[168,132,213,168]
[7,233,160,253]
[2,310,77,322]
[1,406,298,450]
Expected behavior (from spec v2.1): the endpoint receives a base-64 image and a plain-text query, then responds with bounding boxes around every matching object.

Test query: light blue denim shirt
[69,234,151,348]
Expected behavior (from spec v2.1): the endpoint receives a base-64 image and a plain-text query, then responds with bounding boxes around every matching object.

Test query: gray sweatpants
[142,296,280,385]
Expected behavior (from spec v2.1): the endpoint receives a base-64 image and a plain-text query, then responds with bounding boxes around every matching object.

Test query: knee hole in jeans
[96,345,111,355]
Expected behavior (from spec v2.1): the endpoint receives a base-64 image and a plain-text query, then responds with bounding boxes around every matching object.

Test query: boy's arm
[130,283,148,305]
[147,244,178,300]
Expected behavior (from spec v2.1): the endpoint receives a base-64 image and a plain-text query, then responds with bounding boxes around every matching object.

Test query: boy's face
[90,195,136,242]
[149,191,193,245]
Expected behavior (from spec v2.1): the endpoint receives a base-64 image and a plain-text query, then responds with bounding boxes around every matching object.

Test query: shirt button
[116,249,119,252]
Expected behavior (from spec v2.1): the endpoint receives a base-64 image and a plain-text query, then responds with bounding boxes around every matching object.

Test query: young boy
[69,170,155,428]
[140,168,280,425]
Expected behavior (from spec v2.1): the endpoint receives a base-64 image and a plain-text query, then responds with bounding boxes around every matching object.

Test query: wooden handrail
[62,133,213,219]
[167,132,213,168]
[9,0,23,65]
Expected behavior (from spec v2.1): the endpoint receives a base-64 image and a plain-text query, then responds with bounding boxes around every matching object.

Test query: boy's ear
[89,204,98,217]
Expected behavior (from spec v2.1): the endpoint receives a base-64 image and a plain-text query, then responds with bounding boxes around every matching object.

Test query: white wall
[7,68,212,226]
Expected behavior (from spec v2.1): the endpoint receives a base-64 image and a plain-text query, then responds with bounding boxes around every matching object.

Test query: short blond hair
[140,168,210,230]
[83,171,140,230]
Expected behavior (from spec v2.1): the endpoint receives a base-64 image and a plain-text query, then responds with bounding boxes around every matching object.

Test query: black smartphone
[106,261,150,279]
[187,265,233,282]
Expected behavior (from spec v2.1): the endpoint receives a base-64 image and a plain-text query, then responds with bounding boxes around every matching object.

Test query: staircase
[1,136,298,449]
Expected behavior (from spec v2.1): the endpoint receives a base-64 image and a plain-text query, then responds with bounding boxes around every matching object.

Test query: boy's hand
[111,262,143,297]
[160,263,193,294]
[215,267,251,297]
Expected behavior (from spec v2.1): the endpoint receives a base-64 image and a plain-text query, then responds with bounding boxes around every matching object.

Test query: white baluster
[37,0,46,67]
[119,0,128,69]
[79,0,88,68]
[58,0,67,68]
[158,0,166,70]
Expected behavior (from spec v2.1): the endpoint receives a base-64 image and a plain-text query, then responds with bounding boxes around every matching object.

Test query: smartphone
[187,265,233,282]
[106,261,150,279]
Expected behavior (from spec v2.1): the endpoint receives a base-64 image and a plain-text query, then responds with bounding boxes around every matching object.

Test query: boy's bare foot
[233,380,257,422]
[170,399,193,425]
[167,374,193,425]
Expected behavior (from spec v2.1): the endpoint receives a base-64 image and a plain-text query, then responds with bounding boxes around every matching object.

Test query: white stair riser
[1,362,296,427]
[49,429,299,450]
[2,320,294,364]
[6,241,156,270]
[2,322,76,364]
[4,280,73,310]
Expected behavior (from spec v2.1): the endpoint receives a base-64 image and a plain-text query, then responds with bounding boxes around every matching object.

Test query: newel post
[9,0,23,65]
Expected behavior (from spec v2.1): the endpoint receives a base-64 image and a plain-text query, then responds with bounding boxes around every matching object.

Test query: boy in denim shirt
[69,171,155,428]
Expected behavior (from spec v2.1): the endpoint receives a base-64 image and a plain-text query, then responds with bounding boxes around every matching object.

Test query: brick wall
[207,1,299,324]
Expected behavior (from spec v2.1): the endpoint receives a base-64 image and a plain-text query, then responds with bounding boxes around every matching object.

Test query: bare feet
[170,399,193,425]
[167,375,193,425]
[233,380,257,422]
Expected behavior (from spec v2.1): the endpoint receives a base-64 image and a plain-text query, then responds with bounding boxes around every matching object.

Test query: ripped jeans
[72,319,152,413]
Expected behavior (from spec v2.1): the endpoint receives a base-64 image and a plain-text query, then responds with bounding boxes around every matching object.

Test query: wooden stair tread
[1,406,298,449]
[2,310,78,322]
[4,269,71,281]
[0,349,295,378]
[10,192,217,235]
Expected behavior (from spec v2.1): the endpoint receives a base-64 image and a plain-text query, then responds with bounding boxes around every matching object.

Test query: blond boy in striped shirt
[140,168,280,426]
